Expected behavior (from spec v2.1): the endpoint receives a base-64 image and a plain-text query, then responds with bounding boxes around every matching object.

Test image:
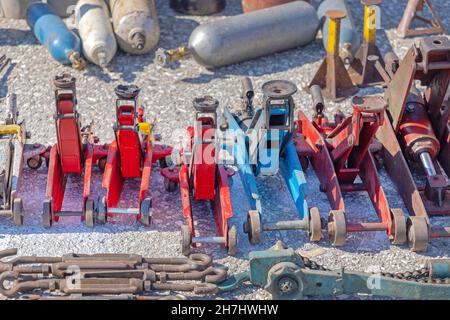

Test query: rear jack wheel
[27,155,42,170]
[97,196,107,225]
[181,224,192,256]
[12,198,24,227]
[328,210,346,246]
[390,209,407,245]
[308,207,322,241]
[84,199,95,228]
[227,225,237,256]
[164,178,178,192]
[407,216,429,252]
[243,210,261,245]
[43,199,52,229]
[140,198,152,227]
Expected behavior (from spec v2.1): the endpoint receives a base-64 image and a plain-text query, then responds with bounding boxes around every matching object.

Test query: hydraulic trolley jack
[43,74,108,228]
[0,94,45,226]
[375,36,450,251]
[99,85,172,226]
[161,96,237,256]
[222,78,322,245]
[219,241,450,300]
[296,86,407,246]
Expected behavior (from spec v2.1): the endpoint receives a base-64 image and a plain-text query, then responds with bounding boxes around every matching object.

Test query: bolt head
[278,276,298,294]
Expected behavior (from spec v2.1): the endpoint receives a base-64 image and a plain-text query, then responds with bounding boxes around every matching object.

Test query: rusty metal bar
[0,249,224,299]
[262,219,308,231]
[346,222,388,232]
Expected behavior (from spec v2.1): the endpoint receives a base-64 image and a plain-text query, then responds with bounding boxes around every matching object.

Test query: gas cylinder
[75,0,117,67]
[0,0,36,19]
[26,2,85,70]
[47,0,78,18]
[170,0,226,15]
[109,0,160,55]
[156,1,319,69]
[242,0,305,13]
[317,0,360,63]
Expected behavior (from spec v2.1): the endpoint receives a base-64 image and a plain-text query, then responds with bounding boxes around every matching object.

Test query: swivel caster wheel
[181,224,192,256]
[227,225,237,256]
[84,199,95,228]
[407,216,429,252]
[390,209,407,245]
[328,210,346,246]
[12,198,24,227]
[308,207,322,241]
[43,199,53,229]
[243,210,261,245]
[140,198,152,227]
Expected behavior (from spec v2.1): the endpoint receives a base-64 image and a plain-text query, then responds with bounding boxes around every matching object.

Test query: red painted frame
[161,119,234,249]
[101,103,171,220]
[45,89,108,222]
[296,97,397,238]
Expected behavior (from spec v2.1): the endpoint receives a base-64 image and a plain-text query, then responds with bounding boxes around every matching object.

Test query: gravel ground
[0,0,449,300]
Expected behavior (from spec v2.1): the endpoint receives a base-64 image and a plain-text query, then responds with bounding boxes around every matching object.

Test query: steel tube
[346,222,388,232]
[109,0,160,55]
[157,1,319,69]
[420,152,437,177]
[54,211,83,217]
[263,220,308,231]
[108,208,139,215]
[75,0,117,67]
[193,236,225,244]
[26,3,84,69]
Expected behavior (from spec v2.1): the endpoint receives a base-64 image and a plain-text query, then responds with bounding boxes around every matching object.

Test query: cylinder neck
[131,32,146,51]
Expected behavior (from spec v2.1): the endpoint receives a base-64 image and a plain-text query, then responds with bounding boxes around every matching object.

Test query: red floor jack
[98,85,172,226]
[375,36,450,251]
[43,74,108,228]
[296,86,407,246]
[160,96,237,256]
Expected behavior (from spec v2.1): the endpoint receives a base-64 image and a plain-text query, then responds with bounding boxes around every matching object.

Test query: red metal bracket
[296,95,407,246]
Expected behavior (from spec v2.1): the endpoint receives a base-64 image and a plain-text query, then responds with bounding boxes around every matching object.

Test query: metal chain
[301,256,331,272]
[299,254,449,284]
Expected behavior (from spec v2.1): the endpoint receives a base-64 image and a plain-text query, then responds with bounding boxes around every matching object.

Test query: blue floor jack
[222,78,322,244]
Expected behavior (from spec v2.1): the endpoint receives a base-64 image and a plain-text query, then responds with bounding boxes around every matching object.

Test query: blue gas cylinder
[26,2,85,70]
